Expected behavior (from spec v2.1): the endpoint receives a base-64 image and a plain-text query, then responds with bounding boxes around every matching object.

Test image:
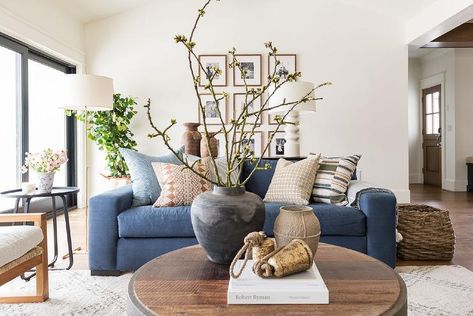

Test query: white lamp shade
[268,81,316,114]
[60,74,114,111]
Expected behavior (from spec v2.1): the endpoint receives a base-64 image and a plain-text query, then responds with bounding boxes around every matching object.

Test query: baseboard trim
[443,179,467,192]
[90,270,122,277]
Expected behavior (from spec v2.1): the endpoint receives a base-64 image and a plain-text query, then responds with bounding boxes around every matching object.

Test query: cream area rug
[0,270,131,316]
[0,266,472,315]
[396,265,473,316]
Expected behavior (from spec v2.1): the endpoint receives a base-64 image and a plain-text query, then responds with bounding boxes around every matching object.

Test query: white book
[227,260,329,305]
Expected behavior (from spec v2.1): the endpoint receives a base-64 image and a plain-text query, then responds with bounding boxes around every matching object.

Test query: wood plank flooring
[47,184,473,271]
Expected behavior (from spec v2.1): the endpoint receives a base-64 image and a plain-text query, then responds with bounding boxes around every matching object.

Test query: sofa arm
[358,190,397,268]
[88,185,133,272]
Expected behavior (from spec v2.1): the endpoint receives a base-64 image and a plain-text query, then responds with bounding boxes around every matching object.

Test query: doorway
[422,85,442,186]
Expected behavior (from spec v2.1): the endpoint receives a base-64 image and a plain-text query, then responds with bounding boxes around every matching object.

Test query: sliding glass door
[0,45,20,211]
[0,34,77,212]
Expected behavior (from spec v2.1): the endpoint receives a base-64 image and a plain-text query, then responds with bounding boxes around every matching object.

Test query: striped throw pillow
[311,154,361,205]
[263,154,321,205]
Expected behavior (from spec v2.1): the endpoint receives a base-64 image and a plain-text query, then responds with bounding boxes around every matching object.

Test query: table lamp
[60,74,114,253]
[268,81,316,157]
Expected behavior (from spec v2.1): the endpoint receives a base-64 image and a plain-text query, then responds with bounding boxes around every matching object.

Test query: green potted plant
[74,94,138,186]
[146,0,331,263]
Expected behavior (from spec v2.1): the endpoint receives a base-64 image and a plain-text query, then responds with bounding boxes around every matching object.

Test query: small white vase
[37,172,55,193]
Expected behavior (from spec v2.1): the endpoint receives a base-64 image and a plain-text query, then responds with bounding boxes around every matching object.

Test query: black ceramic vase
[191,186,265,264]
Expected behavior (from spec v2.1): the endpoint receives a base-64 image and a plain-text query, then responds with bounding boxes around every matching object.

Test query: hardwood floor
[48,184,473,272]
[397,184,473,271]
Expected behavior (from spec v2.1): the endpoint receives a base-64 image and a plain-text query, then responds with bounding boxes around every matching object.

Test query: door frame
[420,73,446,189]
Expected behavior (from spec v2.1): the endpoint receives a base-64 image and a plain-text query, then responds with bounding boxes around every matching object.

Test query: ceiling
[47,0,152,23]
[48,0,440,25]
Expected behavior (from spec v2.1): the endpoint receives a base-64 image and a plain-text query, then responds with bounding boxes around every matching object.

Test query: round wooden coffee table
[128,244,407,315]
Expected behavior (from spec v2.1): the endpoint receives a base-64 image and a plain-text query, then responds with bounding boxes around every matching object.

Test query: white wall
[85,0,410,202]
[408,58,422,183]
[0,0,85,65]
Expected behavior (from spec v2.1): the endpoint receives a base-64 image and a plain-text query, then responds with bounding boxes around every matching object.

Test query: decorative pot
[181,123,202,156]
[273,205,321,256]
[200,132,218,158]
[191,186,265,264]
[36,172,55,193]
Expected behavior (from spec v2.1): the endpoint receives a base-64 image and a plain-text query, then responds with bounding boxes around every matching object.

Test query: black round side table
[0,187,80,279]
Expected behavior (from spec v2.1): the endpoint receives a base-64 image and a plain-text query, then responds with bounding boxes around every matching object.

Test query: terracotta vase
[181,123,202,157]
[200,132,219,158]
[273,205,321,256]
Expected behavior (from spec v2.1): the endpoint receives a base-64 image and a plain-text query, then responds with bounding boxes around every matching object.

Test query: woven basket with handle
[397,204,455,261]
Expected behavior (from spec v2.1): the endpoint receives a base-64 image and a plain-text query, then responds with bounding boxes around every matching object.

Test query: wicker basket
[397,204,455,261]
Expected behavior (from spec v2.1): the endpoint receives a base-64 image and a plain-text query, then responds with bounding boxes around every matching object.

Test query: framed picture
[268,131,286,157]
[198,94,227,125]
[233,54,262,86]
[236,131,263,157]
[268,54,297,81]
[198,55,227,87]
[233,93,262,125]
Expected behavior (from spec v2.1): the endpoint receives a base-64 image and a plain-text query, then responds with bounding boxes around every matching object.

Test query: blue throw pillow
[120,147,184,207]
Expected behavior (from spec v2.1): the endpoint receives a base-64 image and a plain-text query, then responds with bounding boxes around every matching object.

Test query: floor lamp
[269,82,316,158]
[61,74,114,254]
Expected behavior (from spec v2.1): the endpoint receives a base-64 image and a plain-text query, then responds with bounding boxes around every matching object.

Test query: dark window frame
[0,33,78,211]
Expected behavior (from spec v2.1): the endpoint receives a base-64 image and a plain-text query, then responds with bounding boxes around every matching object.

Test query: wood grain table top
[128,243,407,316]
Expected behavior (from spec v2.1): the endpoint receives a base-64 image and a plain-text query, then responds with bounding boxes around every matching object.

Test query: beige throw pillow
[152,159,211,207]
[263,155,321,205]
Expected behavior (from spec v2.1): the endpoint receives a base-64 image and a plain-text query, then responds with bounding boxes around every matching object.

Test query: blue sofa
[89,159,397,275]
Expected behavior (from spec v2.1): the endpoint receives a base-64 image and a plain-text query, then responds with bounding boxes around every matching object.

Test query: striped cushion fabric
[311,154,361,205]
[263,154,321,205]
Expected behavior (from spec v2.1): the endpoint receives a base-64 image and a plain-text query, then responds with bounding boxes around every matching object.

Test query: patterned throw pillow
[263,155,321,205]
[152,159,212,207]
[311,154,361,205]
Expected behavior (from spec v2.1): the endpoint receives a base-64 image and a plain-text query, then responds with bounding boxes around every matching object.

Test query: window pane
[426,94,433,114]
[433,92,440,113]
[426,114,433,134]
[28,60,67,186]
[0,46,19,211]
[433,113,440,134]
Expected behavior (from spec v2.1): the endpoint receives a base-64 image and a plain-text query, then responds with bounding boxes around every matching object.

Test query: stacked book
[227,260,329,304]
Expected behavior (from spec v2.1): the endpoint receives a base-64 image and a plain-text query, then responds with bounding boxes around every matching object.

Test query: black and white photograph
[268,54,297,81]
[198,55,227,87]
[269,131,286,157]
[237,131,262,157]
[233,93,262,125]
[233,54,262,86]
[198,93,227,125]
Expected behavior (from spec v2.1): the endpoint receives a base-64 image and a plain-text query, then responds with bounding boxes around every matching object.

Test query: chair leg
[36,215,49,301]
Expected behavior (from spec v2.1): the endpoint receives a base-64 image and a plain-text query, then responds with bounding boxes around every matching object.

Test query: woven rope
[0,246,43,275]
[397,204,455,260]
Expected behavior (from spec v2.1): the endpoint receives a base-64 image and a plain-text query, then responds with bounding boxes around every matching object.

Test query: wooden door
[422,85,442,186]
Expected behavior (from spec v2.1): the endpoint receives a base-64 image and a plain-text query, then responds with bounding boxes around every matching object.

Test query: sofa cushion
[263,203,366,237]
[241,159,278,198]
[0,226,43,267]
[119,202,366,238]
[118,205,195,238]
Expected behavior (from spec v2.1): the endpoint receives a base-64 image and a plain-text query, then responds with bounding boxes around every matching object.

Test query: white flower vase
[37,172,55,193]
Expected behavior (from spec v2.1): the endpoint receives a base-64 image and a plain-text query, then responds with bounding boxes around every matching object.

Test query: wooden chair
[0,213,49,303]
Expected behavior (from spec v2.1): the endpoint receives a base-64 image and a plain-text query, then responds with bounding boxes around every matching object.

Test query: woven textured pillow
[263,155,320,205]
[152,159,211,207]
[311,154,361,205]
